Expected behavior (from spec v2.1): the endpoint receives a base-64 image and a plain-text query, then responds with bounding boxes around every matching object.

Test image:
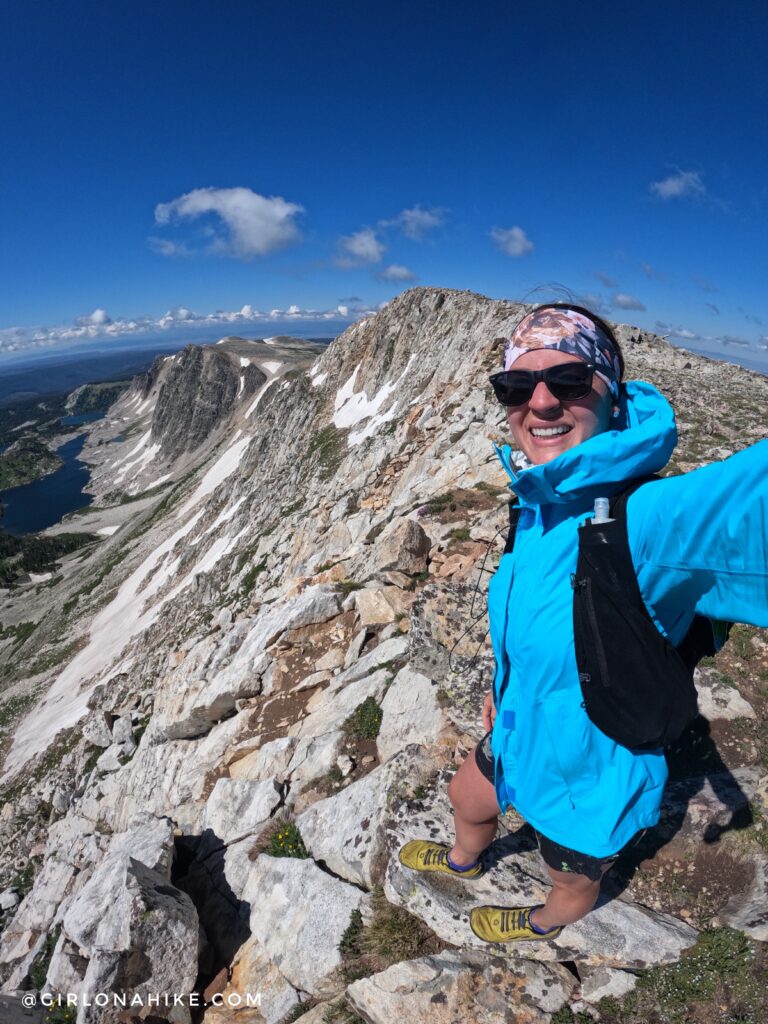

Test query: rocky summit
[0,287,766,1024]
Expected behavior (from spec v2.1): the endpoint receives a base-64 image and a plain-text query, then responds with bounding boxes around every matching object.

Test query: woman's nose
[528,380,561,412]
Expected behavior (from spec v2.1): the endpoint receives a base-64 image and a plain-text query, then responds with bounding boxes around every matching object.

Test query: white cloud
[153,187,304,259]
[612,292,646,311]
[335,228,385,267]
[490,225,534,257]
[148,237,193,258]
[376,264,417,283]
[0,301,379,356]
[383,205,445,240]
[650,170,706,201]
[655,320,700,340]
[75,308,112,326]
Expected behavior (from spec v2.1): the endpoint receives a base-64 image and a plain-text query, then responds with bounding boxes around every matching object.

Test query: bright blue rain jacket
[488,380,768,857]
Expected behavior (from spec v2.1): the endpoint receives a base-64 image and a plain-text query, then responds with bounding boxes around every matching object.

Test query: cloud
[148,237,194,258]
[382,205,445,240]
[335,228,385,268]
[376,264,417,283]
[706,303,720,315]
[594,272,618,288]
[75,308,112,327]
[650,170,706,201]
[0,301,378,356]
[717,335,751,348]
[577,292,611,316]
[612,293,646,311]
[654,320,700,340]
[490,226,534,257]
[153,187,304,259]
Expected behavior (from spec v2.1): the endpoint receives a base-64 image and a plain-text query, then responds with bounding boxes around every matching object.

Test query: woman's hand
[482,690,496,732]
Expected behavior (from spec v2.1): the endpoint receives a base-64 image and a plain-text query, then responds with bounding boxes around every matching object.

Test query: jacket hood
[494,380,678,506]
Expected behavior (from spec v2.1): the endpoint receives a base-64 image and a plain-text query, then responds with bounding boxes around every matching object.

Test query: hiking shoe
[469,904,563,943]
[398,840,483,878]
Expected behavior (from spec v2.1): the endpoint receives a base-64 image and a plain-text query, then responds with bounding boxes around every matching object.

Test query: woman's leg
[530,865,603,930]
[446,745,500,865]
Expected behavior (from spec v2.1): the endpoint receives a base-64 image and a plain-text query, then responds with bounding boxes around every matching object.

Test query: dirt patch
[418,485,505,523]
[618,837,755,928]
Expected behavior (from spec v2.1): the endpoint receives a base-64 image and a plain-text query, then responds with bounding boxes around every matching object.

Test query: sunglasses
[489,363,598,406]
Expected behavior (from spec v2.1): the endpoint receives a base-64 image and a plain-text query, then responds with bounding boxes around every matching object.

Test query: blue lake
[60,411,105,426]
[0,434,93,535]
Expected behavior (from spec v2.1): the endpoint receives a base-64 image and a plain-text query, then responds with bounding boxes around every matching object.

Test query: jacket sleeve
[627,438,768,643]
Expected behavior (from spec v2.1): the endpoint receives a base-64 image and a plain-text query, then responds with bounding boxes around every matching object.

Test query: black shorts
[474,731,641,882]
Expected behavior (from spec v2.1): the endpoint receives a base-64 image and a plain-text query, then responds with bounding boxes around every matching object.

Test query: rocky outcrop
[347,950,577,1024]
[150,344,264,459]
[1,288,767,1023]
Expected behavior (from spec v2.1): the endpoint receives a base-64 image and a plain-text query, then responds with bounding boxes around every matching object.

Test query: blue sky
[1,0,766,367]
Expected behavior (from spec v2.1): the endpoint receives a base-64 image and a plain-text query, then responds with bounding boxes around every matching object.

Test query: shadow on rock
[172,829,251,1005]
[603,714,753,903]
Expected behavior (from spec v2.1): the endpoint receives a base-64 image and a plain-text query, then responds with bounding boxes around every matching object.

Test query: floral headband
[504,307,621,398]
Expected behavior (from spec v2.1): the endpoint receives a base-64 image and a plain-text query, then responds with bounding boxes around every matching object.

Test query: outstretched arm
[628,438,768,643]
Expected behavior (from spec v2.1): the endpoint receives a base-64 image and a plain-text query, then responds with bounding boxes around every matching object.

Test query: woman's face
[505,348,615,465]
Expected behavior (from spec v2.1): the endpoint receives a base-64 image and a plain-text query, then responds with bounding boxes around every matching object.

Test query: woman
[399,303,768,942]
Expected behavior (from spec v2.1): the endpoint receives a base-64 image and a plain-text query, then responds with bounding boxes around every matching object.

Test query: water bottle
[592,497,613,524]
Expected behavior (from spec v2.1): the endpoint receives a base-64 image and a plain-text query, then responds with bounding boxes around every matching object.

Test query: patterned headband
[503,307,621,398]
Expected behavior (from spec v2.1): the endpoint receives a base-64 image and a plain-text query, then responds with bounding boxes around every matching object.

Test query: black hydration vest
[504,477,728,750]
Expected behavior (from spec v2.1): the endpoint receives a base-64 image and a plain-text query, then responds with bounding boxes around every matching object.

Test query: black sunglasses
[489,363,598,406]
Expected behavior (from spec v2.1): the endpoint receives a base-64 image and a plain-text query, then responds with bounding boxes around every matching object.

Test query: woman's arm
[628,438,768,642]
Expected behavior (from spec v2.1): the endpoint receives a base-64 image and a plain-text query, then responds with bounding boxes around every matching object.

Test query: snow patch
[2,508,204,778]
[113,440,161,485]
[176,433,250,518]
[239,357,251,367]
[200,496,246,539]
[142,473,171,491]
[28,572,52,582]
[333,355,415,444]
[262,360,282,374]
[245,378,277,418]
[97,525,120,536]
[310,370,328,387]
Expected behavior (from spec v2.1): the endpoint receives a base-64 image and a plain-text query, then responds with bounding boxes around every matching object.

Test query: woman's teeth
[530,425,572,437]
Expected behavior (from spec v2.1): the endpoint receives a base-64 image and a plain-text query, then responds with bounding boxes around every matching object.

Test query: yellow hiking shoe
[469,905,563,943]
[398,840,484,878]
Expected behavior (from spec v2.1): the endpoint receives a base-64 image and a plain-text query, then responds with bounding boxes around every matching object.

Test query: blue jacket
[488,380,768,857]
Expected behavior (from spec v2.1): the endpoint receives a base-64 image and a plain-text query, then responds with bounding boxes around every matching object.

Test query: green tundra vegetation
[0,527,99,586]
[0,436,62,489]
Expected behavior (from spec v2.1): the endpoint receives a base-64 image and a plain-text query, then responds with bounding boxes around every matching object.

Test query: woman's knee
[447,749,499,822]
[546,865,602,894]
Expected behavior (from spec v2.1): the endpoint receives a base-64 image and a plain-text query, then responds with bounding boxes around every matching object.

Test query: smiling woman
[398,300,768,945]
[492,304,623,464]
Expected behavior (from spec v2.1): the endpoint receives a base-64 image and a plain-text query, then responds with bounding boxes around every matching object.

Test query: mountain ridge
[0,287,766,1023]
